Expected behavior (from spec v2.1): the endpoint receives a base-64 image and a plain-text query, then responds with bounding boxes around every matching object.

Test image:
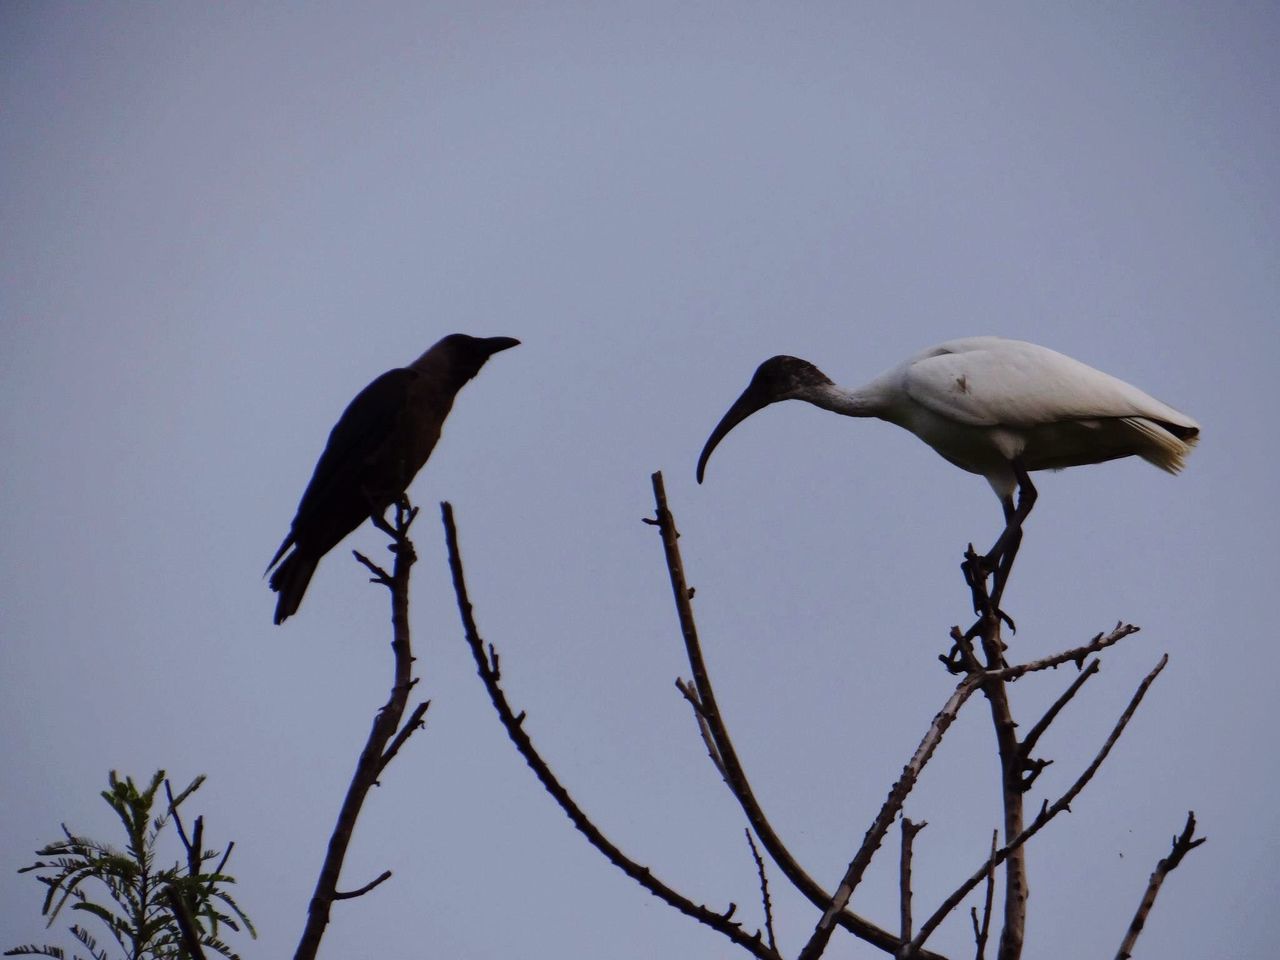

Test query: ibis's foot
[941,642,974,674]
[943,634,1010,671]
[961,556,1017,634]
[993,606,1016,634]
[961,549,994,609]
[962,544,991,574]
[950,618,1012,669]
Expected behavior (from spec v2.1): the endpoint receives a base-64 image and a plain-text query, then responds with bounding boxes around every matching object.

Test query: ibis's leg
[958,464,1036,644]
[988,462,1037,605]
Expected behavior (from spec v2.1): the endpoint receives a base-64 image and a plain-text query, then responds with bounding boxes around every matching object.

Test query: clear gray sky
[3,4,1277,958]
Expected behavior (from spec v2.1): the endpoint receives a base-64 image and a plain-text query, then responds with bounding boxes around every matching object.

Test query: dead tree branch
[441,501,780,960]
[1018,660,1101,761]
[380,701,432,774]
[649,471,950,960]
[899,818,927,945]
[293,499,428,960]
[970,830,998,960]
[987,624,1141,682]
[909,655,1169,954]
[746,829,779,956]
[334,870,393,901]
[1114,811,1206,960]
[973,611,1028,960]
[676,678,729,781]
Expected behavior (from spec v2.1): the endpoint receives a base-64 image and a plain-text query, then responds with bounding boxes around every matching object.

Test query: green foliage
[7,771,255,960]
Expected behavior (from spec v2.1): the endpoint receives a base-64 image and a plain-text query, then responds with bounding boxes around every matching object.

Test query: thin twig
[164,778,233,903]
[649,472,950,960]
[352,550,391,584]
[988,625,1140,682]
[334,870,393,901]
[1114,811,1206,960]
[676,679,729,781]
[910,655,1169,954]
[971,830,997,960]
[441,501,779,960]
[379,700,431,773]
[164,780,195,862]
[293,501,420,960]
[1018,660,1100,761]
[899,818,927,944]
[746,829,779,956]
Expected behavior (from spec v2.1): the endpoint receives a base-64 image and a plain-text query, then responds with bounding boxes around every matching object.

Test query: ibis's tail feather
[1126,417,1200,475]
[269,549,319,625]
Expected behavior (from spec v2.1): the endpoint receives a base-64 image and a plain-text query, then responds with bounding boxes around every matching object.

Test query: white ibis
[697,336,1199,603]
[267,333,519,624]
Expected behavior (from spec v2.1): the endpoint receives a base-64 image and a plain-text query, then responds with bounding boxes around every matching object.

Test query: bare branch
[910,655,1169,954]
[352,550,391,584]
[1114,811,1206,960]
[958,546,1046,960]
[1019,660,1101,761]
[675,678,728,781]
[441,501,779,960]
[334,870,393,901]
[294,501,421,960]
[745,829,779,956]
[988,624,1141,682]
[972,830,997,960]
[164,780,195,863]
[379,700,431,773]
[649,472,950,960]
[972,613,1028,960]
[899,818,927,943]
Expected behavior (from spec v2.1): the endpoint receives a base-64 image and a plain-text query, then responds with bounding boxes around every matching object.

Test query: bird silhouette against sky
[267,333,519,624]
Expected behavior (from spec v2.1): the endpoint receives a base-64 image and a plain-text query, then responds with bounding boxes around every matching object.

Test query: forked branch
[649,471,948,960]
[293,499,428,960]
[909,655,1169,954]
[441,501,780,960]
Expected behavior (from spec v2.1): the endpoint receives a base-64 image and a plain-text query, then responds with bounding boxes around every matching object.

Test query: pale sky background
[3,4,1277,958]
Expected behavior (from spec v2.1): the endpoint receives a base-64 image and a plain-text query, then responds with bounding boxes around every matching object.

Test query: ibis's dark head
[412,334,521,385]
[696,355,832,483]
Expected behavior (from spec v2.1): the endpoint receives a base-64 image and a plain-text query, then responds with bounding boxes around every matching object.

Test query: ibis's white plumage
[854,337,1199,498]
[698,336,1199,503]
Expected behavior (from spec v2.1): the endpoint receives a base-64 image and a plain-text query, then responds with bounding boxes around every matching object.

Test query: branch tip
[333,870,393,901]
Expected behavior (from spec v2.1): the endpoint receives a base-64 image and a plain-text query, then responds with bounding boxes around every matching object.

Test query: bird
[267,333,520,624]
[696,336,1199,604]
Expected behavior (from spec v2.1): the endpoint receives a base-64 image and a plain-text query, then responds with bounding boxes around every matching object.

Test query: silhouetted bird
[267,334,519,624]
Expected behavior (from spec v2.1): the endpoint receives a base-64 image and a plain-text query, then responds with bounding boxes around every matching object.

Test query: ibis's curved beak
[696,380,776,483]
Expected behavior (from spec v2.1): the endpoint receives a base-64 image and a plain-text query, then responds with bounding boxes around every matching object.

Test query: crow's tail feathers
[269,549,319,625]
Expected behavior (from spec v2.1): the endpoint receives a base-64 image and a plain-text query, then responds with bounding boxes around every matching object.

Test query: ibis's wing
[901,338,1196,430]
